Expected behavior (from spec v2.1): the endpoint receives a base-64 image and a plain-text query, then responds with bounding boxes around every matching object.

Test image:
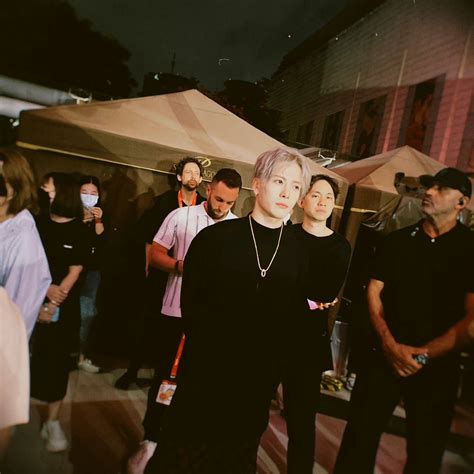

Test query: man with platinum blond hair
[146,148,314,473]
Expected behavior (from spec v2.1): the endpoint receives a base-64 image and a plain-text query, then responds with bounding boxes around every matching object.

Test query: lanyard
[169,334,186,380]
[177,190,197,208]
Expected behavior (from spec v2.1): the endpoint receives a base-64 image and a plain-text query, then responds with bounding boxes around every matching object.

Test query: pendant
[261,269,267,278]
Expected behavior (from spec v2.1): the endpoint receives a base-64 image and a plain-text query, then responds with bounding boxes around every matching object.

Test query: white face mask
[81,193,99,208]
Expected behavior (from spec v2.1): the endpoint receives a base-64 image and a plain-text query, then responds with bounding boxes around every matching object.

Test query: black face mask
[0,175,7,197]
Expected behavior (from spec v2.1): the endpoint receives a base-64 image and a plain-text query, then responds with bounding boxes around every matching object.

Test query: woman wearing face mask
[31,173,88,453]
[77,175,105,373]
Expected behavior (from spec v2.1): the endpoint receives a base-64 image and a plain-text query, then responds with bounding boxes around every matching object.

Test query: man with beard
[116,157,205,390]
[335,168,474,473]
[145,147,312,474]
[127,168,241,474]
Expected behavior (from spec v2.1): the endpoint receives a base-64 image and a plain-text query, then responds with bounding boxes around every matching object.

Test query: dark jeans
[79,270,101,354]
[334,352,460,474]
[143,314,183,441]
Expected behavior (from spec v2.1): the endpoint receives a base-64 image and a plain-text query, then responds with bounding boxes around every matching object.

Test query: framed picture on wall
[321,110,345,150]
[398,76,445,153]
[352,95,387,158]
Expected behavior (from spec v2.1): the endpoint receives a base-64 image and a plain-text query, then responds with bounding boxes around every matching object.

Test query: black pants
[334,352,460,474]
[143,314,183,441]
[282,366,323,474]
[145,437,260,474]
[281,317,331,474]
[125,273,167,376]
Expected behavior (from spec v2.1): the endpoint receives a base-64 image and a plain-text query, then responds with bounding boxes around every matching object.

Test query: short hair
[253,147,311,197]
[308,174,340,199]
[211,168,242,189]
[0,148,38,215]
[50,173,84,219]
[175,157,203,178]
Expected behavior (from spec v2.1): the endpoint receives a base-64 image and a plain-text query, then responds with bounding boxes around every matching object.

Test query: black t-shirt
[36,216,89,285]
[291,223,351,303]
[165,217,309,440]
[82,219,106,271]
[371,220,474,346]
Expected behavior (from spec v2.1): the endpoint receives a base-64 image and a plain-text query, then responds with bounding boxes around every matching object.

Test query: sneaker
[126,440,157,474]
[115,370,137,390]
[40,420,68,452]
[78,359,101,374]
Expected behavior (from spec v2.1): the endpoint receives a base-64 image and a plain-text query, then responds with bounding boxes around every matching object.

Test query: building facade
[268,0,474,171]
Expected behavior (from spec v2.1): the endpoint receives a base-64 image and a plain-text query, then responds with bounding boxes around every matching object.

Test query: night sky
[69,0,349,91]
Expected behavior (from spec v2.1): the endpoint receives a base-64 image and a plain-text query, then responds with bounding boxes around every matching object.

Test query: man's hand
[382,340,428,377]
[47,284,68,305]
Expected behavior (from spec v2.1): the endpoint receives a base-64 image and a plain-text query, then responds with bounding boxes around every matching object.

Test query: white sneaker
[41,420,68,452]
[126,440,157,474]
[78,358,101,373]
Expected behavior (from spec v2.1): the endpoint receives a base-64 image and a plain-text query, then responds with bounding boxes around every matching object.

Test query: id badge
[156,379,177,405]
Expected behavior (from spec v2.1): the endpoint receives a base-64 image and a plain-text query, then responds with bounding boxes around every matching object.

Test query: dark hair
[212,168,242,189]
[0,148,38,214]
[50,173,84,218]
[175,157,203,178]
[309,174,340,199]
[79,175,102,205]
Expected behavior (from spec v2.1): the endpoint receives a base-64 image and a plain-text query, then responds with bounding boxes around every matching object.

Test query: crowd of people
[0,145,473,474]
[0,150,107,455]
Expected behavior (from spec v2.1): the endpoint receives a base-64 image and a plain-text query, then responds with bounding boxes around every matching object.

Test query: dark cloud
[69,0,349,91]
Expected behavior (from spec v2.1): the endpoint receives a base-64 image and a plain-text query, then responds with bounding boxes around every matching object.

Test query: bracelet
[174,260,181,272]
[95,219,103,224]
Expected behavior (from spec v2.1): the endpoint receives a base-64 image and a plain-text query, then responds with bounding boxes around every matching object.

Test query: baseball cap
[419,167,472,198]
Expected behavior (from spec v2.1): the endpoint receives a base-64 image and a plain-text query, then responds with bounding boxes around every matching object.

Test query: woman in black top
[31,173,88,453]
[77,175,105,373]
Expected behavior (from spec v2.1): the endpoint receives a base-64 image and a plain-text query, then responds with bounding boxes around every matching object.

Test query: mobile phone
[50,307,61,322]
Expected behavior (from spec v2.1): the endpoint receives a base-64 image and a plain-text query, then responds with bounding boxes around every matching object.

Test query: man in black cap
[335,167,474,473]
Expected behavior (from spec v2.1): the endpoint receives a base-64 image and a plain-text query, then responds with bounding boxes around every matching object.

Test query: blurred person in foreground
[335,168,474,474]
[0,148,51,338]
[0,288,29,467]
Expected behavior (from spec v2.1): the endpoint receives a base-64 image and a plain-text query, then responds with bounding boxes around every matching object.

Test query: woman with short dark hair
[31,172,88,453]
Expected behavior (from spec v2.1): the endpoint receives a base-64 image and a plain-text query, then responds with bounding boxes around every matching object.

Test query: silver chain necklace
[248,215,283,278]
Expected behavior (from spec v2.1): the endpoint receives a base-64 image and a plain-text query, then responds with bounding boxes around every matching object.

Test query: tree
[213,79,283,139]
[0,1,136,98]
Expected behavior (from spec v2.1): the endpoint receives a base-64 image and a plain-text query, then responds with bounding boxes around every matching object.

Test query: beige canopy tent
[17,88,347,225]
[332,145,474,250]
